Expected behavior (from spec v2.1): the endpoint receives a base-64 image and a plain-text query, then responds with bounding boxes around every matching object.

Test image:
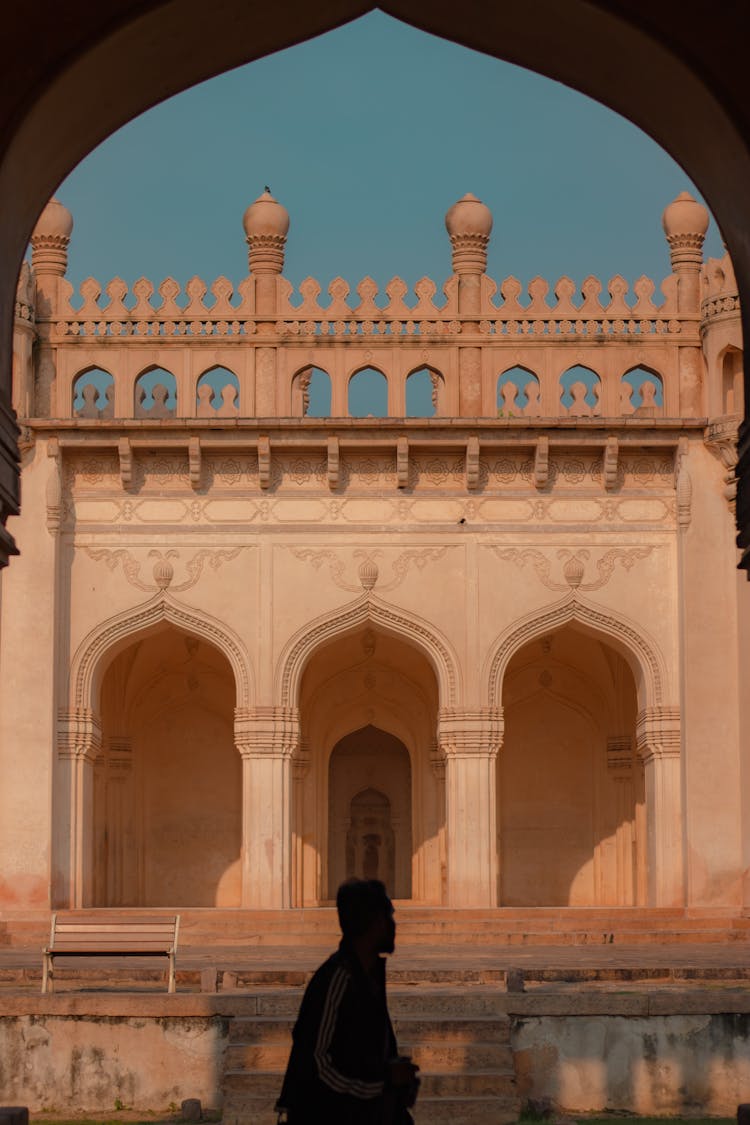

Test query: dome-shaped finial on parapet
[445,193,493,275]
[662,191,709,269]
[242,189,290,275]
[31,197,73,277]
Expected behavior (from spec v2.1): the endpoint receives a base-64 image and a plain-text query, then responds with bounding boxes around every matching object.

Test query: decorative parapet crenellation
[45,270,688,340]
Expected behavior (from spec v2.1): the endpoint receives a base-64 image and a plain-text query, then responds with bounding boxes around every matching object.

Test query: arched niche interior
[721,347,744,415]
[328,727,412,899]
[296,625,442,906]
[93,624,241,907]
[498,623,645,907]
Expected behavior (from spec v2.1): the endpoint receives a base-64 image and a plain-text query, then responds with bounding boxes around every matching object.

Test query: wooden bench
[41,913,180,994]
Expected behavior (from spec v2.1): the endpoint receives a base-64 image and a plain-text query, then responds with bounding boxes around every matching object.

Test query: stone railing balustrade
[48,270,686,340]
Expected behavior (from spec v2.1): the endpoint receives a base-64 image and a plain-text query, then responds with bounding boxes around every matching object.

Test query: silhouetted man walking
[276,878,418,1125]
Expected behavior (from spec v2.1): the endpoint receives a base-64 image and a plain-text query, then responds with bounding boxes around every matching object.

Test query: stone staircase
[221,986,519,1125]
[4,906,750,950]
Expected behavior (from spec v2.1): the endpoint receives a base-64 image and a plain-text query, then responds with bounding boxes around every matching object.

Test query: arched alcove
[93,624,241,906]
[498,624,645,906]
[296,624,442,905]
[721,347,744,415]
[328,727,412,898]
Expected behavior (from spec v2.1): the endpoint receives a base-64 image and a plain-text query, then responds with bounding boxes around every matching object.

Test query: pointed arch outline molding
[70,591,254,710]
[485,591,668,710]
[275,592,461,708]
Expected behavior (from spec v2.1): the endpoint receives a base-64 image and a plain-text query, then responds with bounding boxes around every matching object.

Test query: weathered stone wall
[513,1012,750,1116]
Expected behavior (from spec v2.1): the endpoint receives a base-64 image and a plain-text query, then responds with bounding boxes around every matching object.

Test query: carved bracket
[327,435,340,490]
[258,435,271,490]
[604,435,619,491]
[189,436,202,490]
[57,708,102,761]
[466,436,480,490]
[636,705,680,762]
[234,706,301,758]
[397,436,409,489]
[118,436,133,489]
[534,435,549,490]
[438,707,504,758]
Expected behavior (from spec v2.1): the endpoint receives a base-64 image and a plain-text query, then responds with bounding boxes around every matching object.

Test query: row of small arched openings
[72,362,666,419]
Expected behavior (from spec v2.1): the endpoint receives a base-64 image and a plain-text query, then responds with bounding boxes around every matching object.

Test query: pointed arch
[275,593,461,708]
[485,592,668,711]
[70,592,253,711]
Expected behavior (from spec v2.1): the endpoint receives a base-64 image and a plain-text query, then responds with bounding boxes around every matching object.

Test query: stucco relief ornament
[83,546,244,592]
[492,546,653,591]
[287,546,451,593]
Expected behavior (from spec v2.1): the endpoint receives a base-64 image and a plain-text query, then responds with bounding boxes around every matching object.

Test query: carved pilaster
[46,437,62,534]
[57,708,102,761]
[636,706,683,906]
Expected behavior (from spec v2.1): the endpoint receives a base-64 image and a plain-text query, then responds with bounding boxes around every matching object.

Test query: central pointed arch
[276,593,460,708]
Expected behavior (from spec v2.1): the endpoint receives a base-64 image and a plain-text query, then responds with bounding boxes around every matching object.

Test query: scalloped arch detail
[485,593,666,709]
[71,593,253,710]
[276,594,460,707]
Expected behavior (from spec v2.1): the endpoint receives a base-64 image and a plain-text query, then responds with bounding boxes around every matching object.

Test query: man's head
[336,878,395,955]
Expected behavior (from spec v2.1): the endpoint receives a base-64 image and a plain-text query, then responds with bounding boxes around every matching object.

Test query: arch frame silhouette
[275,591,461,709]
[69,591,254,713]
[485,591,669,712]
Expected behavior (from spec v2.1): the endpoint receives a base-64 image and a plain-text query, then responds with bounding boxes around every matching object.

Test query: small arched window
[406,366,441,417]
[621,366,664,415]
[497,366,540,417]
[292,366,331,417]
[135,366,177,418]
[196,366,239,417]
[560,365,601,416]
[348,367,388,418]
[73,367,114,419]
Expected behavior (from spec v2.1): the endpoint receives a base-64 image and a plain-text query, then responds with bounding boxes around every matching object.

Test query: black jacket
[277,940,398,1125]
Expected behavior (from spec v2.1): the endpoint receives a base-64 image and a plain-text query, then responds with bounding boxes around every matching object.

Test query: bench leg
[168,952,176,994]
[41,954,53,995]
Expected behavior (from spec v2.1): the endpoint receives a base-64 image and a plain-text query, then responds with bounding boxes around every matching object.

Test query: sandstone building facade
[0,190,747,920]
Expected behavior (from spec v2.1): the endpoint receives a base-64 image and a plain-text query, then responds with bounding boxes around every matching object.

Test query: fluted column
[57,709,102,908]
[636,707,683,906]
[235,706,299,908]
[439,708,503,906]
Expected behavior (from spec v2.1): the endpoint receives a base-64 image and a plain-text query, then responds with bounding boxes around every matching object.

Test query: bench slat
[48,947,175,955]
[53,926,176,936]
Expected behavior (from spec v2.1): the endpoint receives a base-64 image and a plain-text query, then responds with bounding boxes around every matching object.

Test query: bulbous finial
[31,197,73,276]
[242,189,290,275]
[445,193,493,275]
[662,191,709,271]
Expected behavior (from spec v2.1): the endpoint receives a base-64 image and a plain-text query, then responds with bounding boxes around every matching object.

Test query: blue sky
[58,12,723,296]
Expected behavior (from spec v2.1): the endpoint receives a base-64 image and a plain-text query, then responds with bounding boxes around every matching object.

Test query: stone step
[227,1013,512,1045]
[222,1095,519,1125]
[225,1040,512,1072]
[224,1068,516,1099]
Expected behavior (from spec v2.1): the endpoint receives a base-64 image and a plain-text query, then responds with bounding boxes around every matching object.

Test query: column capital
[636,705,681,762]
[438,707,504,758]
[234,706,300,758]
[57,708,102,761]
